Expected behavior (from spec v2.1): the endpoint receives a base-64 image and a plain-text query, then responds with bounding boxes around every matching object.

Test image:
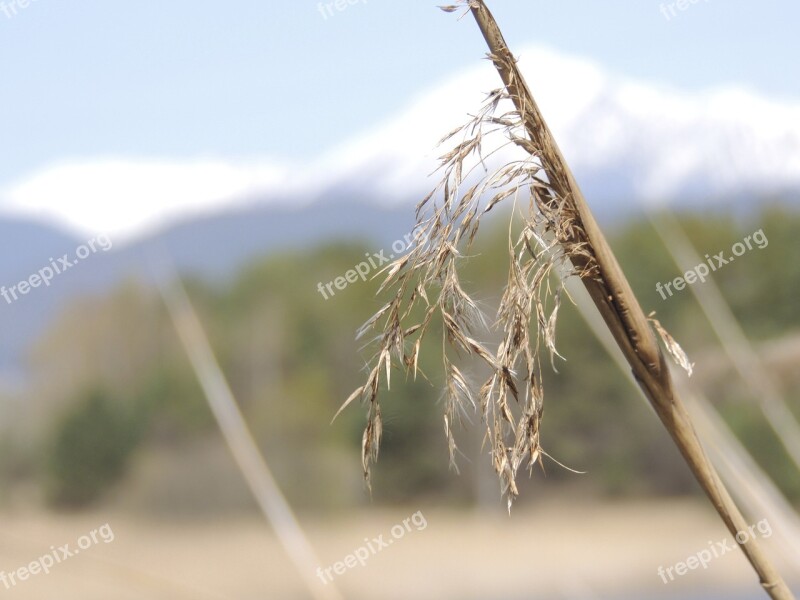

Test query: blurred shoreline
[0,499,794,599]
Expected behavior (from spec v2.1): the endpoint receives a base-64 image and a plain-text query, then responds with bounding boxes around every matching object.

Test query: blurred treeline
[1,205,798,513]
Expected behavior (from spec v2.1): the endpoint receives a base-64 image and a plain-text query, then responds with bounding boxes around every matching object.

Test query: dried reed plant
[341,2,795,597]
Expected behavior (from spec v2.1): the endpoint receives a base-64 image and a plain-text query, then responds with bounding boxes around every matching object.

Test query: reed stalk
[467,4,793,596]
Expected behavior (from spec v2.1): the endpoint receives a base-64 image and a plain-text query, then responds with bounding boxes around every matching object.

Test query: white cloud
[2,45,800,241]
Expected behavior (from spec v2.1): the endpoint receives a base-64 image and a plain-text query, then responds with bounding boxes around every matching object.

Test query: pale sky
[1,0,799,238]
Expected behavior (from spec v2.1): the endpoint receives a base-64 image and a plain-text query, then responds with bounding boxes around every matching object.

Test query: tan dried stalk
[341,2,795,597]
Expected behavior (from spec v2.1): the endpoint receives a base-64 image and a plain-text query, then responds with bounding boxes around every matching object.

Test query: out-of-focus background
[1,1,799,598]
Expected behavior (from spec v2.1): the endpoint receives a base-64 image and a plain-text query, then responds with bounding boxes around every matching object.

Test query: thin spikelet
[340,70,598,505]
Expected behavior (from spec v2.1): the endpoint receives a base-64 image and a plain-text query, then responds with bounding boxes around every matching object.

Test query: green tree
[44,389,144,508]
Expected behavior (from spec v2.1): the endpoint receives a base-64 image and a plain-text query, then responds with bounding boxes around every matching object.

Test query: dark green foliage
[44,390,145,508]
[28,206,800,509]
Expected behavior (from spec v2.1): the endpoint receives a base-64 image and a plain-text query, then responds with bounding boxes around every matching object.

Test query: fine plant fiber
[340,6,676,506]
[340,61,588,507]
[342,2,795,598]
